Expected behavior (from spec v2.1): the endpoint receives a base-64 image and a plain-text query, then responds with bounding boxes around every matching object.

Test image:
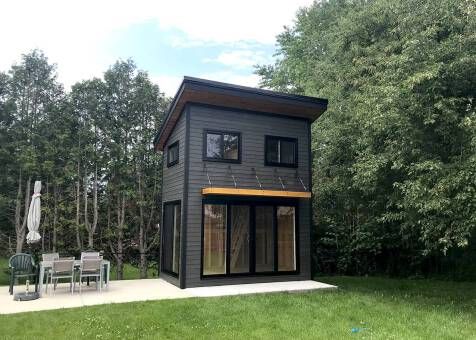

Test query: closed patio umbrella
[26,181,42,244]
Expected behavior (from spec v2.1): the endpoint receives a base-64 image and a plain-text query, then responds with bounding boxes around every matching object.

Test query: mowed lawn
[0,277,475,339]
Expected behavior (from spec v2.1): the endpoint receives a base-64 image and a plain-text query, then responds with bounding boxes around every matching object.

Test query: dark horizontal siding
[185,104,312,287]
[162,113,185,203]
[160,112,186,288]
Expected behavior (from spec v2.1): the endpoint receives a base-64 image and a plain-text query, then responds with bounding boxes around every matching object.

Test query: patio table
[38,259,110,297]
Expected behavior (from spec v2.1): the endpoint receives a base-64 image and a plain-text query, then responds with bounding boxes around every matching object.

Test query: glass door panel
[162,202,181,275]
[203,204,227,275]
[230,205,250,273]
[172,205,181,273]
[277,206,296,271]
[255,206,274,272]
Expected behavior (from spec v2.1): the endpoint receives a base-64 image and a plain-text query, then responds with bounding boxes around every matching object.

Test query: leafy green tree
[0,51,167,276]
[129,71,168,278]
[258,0,476,276]
[0,72,15,253]
[100,60,166,279]
[6,50,63,252]
[70,79,108,250]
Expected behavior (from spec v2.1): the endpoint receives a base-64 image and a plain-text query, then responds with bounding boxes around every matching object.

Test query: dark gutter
[153,79,186,149]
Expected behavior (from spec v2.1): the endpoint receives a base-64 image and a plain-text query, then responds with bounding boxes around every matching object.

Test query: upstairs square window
[167,141,179,167]
[265,136,298,167]
[204,130,240,162]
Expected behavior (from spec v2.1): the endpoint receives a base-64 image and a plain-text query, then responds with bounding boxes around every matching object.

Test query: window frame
[203,129,242,163]
[264,135,298,168]
[200,197,299,279]
[167,140,179,167]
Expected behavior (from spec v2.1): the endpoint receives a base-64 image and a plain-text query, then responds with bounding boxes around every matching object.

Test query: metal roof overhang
[201,187,312,199]
[154,77,328,151]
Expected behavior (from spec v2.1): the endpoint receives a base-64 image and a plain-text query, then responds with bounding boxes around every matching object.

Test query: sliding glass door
[162,201,181,276]
[203,204,227,275]
[202,201,297,277]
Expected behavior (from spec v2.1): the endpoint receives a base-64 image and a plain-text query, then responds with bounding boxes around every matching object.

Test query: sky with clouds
[0,0,313,96]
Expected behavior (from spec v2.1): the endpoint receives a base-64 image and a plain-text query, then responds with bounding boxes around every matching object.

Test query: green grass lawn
[0,257,9,286]
[0,276,474,339]
[109,262,157,281]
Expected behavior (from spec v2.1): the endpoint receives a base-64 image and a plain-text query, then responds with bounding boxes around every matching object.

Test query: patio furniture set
[8,252,110,297]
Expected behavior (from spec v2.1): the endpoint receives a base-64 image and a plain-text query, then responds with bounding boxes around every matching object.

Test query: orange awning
[201,187,311,199]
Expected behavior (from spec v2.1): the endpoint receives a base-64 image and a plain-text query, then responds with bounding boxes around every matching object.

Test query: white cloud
[196,71,261,88]
[151,72,261,97]
[204,50,272,69]
[151,0,313,45]
[0,0,313,89]
[151,75,183,97]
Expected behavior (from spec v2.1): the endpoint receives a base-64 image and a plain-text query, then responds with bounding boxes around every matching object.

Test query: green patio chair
[8,253,38,295]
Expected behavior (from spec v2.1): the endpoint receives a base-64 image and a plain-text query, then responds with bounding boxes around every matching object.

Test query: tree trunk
[14,172,23,253]
[52,184,58,252]
[19,176,31,252]
[138,170,147,279]
[140,252,147,279]
[15,174,31,253]
[90,165,99,249]
[115,194,125,280]
[8,236,13,254]
[84,175,90,248]
[75,162,82,250]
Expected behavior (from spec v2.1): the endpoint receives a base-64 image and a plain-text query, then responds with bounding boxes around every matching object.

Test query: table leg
[101,264,105,289]
[38,265,45,297]
[106,262,110,288]
[35,266,39,292]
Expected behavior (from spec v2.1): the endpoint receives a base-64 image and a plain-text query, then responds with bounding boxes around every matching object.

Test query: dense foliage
[257,0,476,278]
[0,51,168,278]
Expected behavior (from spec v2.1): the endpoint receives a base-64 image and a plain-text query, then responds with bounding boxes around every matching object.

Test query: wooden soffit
[154,77,328,151]
[202,187,312,199]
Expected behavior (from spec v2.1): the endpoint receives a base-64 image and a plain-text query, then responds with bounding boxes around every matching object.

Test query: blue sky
[109,21,276,94]
[0,0,313,96]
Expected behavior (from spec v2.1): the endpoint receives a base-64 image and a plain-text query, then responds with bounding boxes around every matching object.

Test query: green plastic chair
[8,253,38,295]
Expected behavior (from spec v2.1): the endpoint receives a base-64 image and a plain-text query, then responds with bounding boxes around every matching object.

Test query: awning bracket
[228,165,238,188]
[252,168,263,190]
[296,171,307,191]
[274,169,286,190]
[203,164,213,187]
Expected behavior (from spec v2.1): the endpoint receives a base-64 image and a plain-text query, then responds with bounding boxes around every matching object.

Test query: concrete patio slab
[0,279,192,315]
[0,279,336,315]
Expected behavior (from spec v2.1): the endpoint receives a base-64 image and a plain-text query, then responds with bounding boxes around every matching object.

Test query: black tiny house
[154,77,328,288]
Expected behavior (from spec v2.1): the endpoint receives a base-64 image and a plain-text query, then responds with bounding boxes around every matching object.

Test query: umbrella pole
[28,242,40,292]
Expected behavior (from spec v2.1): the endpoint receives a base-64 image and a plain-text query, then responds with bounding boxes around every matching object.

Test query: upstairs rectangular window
[265,136,298,167]
[167,141,179,167]
[204,130,240,162]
